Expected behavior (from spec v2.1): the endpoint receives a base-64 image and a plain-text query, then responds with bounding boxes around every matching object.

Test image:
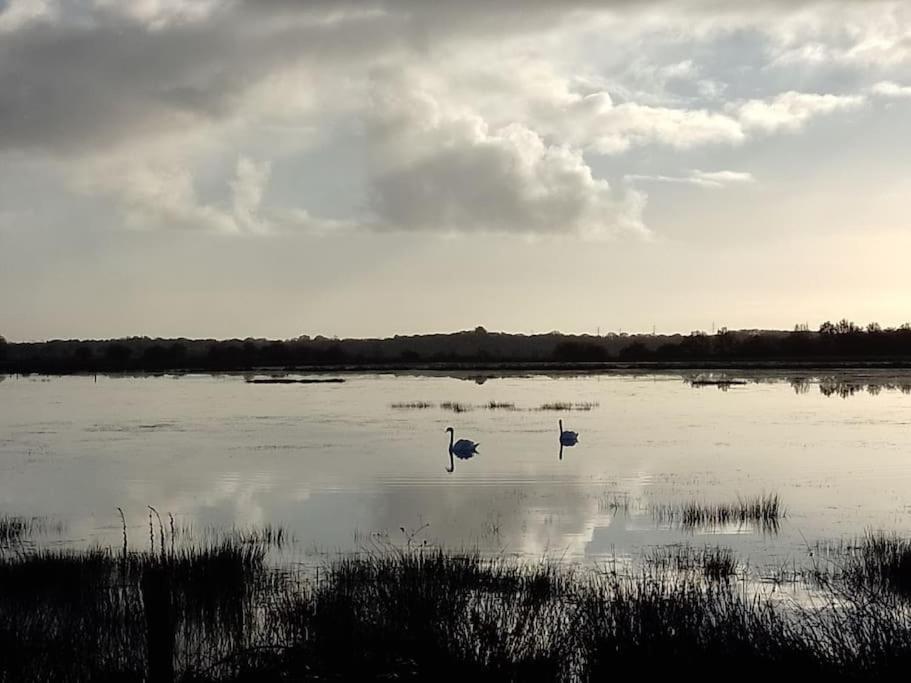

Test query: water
[2,371,911,569]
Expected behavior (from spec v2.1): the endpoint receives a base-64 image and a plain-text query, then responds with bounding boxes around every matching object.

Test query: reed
[651,493,783,532]
[4,524,911,680]
[440,401,473,413]
[537,401,598,411]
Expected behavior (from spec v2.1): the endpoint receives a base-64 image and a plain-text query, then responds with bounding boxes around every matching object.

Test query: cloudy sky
[1,0,909,340]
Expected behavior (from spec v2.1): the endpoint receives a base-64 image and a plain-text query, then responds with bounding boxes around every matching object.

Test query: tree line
[2,320,911,373]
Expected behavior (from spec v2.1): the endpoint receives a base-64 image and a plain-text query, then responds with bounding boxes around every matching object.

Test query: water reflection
[4,371,911,567]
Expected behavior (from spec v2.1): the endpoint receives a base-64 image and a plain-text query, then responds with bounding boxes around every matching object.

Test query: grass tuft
[652,493,783,532]
[537,401,598,411]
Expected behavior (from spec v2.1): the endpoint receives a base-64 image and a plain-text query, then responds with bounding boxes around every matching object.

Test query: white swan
[445,426,479,472]
[559,419,579,446]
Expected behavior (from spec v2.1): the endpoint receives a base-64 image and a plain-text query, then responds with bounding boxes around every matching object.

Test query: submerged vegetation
[390,401,436,409]
[390,400,571,412]
[3,516,911,680]
[537,401,599,411]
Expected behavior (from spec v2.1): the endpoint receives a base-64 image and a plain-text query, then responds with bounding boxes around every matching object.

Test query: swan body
[446,427,479,456]
[559,419,579,446]
[445,427,478,471]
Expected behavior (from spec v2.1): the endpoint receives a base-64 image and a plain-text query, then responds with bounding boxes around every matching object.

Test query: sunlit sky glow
[1,0,910,340]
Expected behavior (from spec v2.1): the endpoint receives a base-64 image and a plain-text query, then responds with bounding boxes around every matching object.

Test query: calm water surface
[2,371,911,568]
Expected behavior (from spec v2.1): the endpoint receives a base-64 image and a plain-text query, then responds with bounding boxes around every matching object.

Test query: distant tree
[835,319,861,335]
[553,341,608,362]
[104,343,132,367]
[618,341,651,360]
[74,345,93,364]
[867,322,883,334]
[714,327,734,356]
[819,321,837,335]
[0,335,6,361]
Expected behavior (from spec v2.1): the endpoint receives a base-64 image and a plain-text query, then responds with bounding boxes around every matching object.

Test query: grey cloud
[365,84,647,239]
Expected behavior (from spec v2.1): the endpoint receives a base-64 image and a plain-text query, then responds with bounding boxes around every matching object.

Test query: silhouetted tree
[104,343,132,368]
[619,341,651,360]
[553,341,609,361]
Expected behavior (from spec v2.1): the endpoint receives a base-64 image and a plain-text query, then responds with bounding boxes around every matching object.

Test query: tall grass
[5,525,911,680]
[810,532,911,599]
[652,493,783,533]
[0,514,64,548]
[644,545,737,582]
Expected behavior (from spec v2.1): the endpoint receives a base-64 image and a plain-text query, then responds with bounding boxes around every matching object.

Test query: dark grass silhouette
[809,532,911,600]
[537,401,598,411]
[5,526,911,680]
[651,493,783,533]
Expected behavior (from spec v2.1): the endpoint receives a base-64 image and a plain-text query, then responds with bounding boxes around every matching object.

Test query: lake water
[2,371,911,570]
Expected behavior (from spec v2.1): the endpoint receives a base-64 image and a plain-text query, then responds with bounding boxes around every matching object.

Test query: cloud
[626,169,755,189]
[574,97,746,153]
[366,84,647,240]
[871,80,911,97]
[735,91,865,132]
[231,157,272,234]
[0,0,55,33]
[77,153,277,235]
[0,0,899,242]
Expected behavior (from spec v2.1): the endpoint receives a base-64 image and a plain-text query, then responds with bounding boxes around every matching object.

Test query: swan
[445,426,479,472]
[559,419,579,446]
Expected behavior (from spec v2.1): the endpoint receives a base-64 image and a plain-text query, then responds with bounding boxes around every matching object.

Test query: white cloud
[626,169,755,189]
[0,0,55,32]
[871,80,911,97]
[736,91,865,132]
[576,97,746,154]
[366,84,647,240]
[76,152,278,235]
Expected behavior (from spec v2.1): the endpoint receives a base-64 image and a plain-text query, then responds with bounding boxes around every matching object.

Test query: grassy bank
[3,529,911,681]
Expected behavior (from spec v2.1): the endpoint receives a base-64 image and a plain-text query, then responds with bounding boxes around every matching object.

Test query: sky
[1,0,910,341]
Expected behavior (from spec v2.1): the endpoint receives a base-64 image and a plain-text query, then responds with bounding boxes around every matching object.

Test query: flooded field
[2,370,910,571]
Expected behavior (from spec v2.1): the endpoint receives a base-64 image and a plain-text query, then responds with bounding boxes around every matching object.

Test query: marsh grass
[652,493,784,533]
[440,401,473,413]
[597,492,633,515]
[644,545,738,582]
[537,401,598,411]
[0,514,65,548]
[6,523,911,680]
[485,401,518,410]
[809,533,911,599]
